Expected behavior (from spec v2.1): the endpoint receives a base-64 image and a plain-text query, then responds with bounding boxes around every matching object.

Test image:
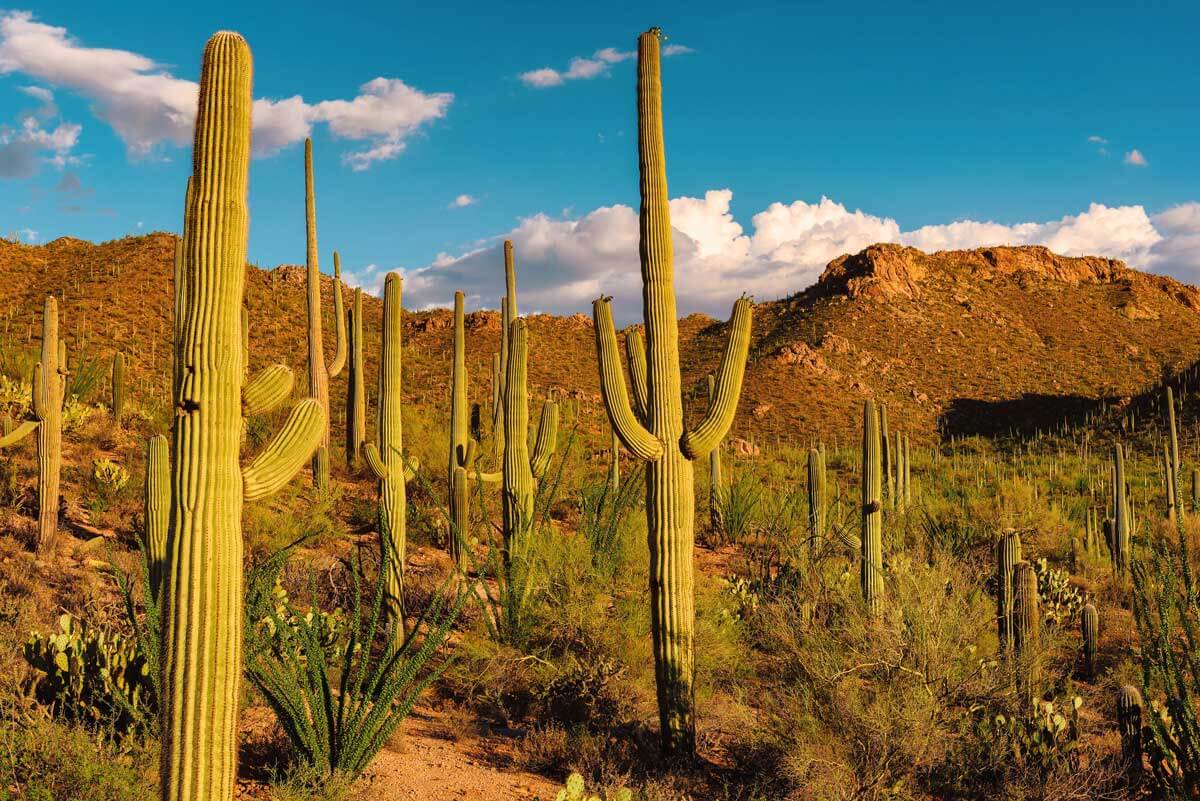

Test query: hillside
[3,234,1200,451]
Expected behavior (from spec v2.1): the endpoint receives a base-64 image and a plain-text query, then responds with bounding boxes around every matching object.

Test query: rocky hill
[3,234,1199,452]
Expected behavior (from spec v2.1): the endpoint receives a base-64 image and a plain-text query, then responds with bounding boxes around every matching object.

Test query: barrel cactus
[161,33,326,801]
[861,399,883,615]
[590,28,753,755]
[302,139,348,492]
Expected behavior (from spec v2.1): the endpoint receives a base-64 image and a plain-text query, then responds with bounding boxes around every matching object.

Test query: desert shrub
[1032,557,1086,627]
[62,396,98,433]
[709,471,761,546]
[0,374,30,418]
[65,350,107,404]
[578,468,643,575]
[539,657,629,733]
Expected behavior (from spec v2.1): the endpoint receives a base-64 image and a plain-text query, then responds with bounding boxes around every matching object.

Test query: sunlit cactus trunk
[145,434,169,602]
[806,447,825,544]
[1117,684,1144,778]
[112,351,126,424]
[880,403,892,508]
[346,287,366,469]
[1167,387,1181,517]
[1112,444,1130,575]
[861,400,883,615]
[1012,559,1040,698]
[1081,602,1098,678]
[163,35,324,801]
[707,374,724,534]
[995,530,1022,655]
[449,291,470,565]
[303,140,347,492]
[609,428,621,494]
[590,28,753,756]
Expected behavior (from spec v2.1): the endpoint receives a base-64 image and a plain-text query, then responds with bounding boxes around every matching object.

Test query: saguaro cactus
[1117,684,1144,776]
[112,351,126,423]
[807,447,825,544]
[447,290,478,565]
[1013,559,1040,696]
[364,273,418,629]
[144,434,169,602]
[345,287,366,468]
[590,28,753,755]
[996,530,1023,654]
[162,34,325,801]
[1167,387,1181,515]
[303,139,348,492]
[880,403,892,507]
[1081,602,1098,678]
[1112,444,1131,575]
[707,374,724,535]
[609,428,621,494]
[861,399,883,614]
[0,295,66,552]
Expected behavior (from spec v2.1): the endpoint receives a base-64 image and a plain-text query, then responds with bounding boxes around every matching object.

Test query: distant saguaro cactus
[807,447,825,544]
[162,32,325,801]
[589,28,753,756]
[1081,602,1098,678]
[1112,444,1131,575]
[861,399,883,615]
[345,287,366,468]
[302,139,348,492]
[0,295,66,552]
[112,351,126,423]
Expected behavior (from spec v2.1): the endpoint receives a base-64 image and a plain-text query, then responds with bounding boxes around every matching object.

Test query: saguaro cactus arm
[363,444,420,483]
[592,298,663,461]
[242,400,326,502]
[529,400,559,479]
[328,252,348,378]
[0,420,37,448]
[242,364,295,416]
[680,296,753,460]
[626,328,650,422]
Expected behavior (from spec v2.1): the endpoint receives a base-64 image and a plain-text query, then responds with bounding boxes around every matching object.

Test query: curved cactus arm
[680,296,753,460]
[242,364,295,416]
[0,420,37,448]
[470,469,503,484]
[364,442,389,482]
[242,400,325,502]
[529,400,559,479]
[626,328,649,422]
[328,252,348,378]
[592,298,662,461]
[31,362,47,419]
[402,453,420,482]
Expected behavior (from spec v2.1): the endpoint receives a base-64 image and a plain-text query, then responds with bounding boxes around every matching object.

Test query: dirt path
[355,708,560,801]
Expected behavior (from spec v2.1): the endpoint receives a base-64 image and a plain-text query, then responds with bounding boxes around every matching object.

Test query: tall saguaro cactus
[364,273,418,630]
[707,374,724,534]
[1167,387,1181,518]
[303,139,348,492]
[112,351,126,423]
[0,295,66,552]
[346,287,366,468]
[448,290,473,564]
[162,34,325,801]
[1013,559,1040,697]
[807,447,825,544]
[1112,444,1131,575]
[861,400,883,615]
[590,28,753,755]
[995,530,1022,655]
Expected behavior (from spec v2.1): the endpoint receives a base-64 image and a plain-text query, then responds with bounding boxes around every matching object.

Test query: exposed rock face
[466,310,500,331]
[816,243,1200,313]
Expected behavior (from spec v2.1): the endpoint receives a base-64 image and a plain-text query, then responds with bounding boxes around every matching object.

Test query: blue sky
[1,1,1198,319]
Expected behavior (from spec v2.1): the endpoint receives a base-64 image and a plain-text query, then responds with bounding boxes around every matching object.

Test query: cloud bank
[520,42,691,88]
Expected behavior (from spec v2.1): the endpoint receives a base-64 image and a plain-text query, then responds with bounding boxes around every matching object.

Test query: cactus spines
[241,364,294,417]
[163,34,324,801]
[111,351,126,423]
[807,447,825,544]
[302,139,348,492]
[588,28,754,755]
[0,295,65,551]
[1117,684,1144,774]
[1012,559,1040,695]
[346,287,366,468]
[145,435,169,602]
[1081,602,1098,678]
[1112,444,1131,575]
[861,400,883,615]
[364,272,416,630]
[996,530,1023,654]
[707,374,724,535]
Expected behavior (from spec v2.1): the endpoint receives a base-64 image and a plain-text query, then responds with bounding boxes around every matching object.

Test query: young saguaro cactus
[590,28,753,755]
[162,33,325,801]
[996,530,1023,655]
[345,287,366,469]
[807,447,825,544]
[861,399,883,615]
[1013,559,1040,696]
[144,434,169,602]
[1112,444,1131,575]
[1081,602,1099,678]
[364,273,419,630]
[112,351,126,423]
[0,295,66,552]
[302,139,348,492]
[1117,684,1144,776]
[1167,387,1181,515]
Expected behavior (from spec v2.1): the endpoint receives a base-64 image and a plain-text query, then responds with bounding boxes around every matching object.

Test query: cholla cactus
[0,295,66,552]
[161,33,325,801]
[302,139,348,492]
[590,29,753,754]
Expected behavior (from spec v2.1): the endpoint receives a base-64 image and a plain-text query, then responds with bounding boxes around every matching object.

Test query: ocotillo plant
[861,400,883,615]
[112,351,126,423]
[345,287,366,469]
[364,273,418,631]
[996,530,1022,655]
[0,295,65,552]
[609,428,621,494]
[1081,602,1098,678]
[1163,440,1176,522]
[807,447,825,544]
[303,139,348,492]
[707,373,724,535]
[1112,444,1131,575]
[144,434,169,602]
[1013,559,1040,697]
[590,28,753,755]
[162,32,325,801]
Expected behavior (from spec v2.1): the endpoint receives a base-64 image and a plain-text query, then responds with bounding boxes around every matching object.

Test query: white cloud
[449,194,476,208]
[384,191,1200,322]
[18,227,37,241]
[1087,135,1108,144]
[1124,149,1148,166]
[0,11,451,168]
[520,42,688,88]
[0,84,80,177]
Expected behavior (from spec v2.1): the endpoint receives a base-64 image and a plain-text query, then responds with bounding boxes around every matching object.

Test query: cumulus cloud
[0,84,80,178]
[449,194,476,208]
[382,190,1200,322]
[1124,149,1148,166]
[520,42,689,88]
[0,11,451,167]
